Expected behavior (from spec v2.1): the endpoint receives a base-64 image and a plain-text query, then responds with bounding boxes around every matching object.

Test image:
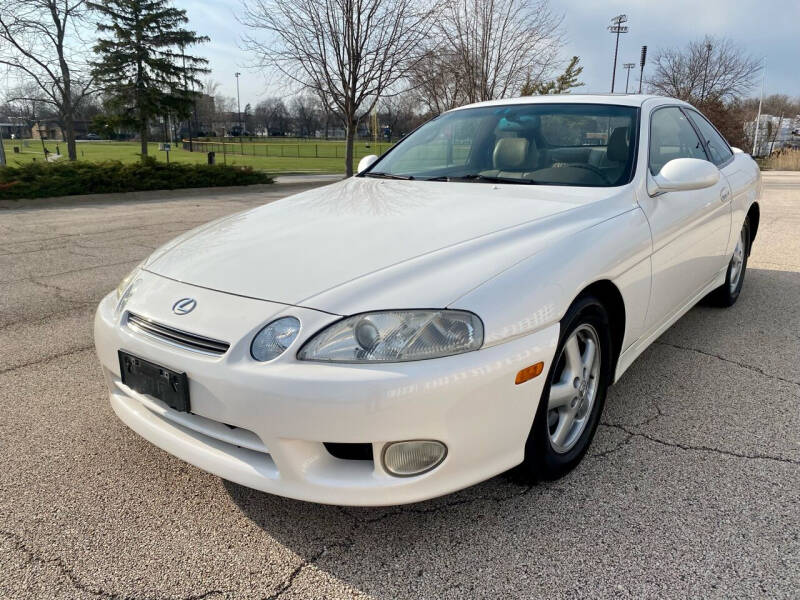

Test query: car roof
[448,94,686,112]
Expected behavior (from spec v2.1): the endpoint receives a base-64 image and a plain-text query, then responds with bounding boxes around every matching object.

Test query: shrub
[0,157,273,200]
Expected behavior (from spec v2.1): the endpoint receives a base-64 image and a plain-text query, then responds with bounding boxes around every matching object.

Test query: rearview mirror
[357,154,379,174]
[649,158,720,195]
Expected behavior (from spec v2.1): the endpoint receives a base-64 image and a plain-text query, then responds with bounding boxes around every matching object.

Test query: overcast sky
[176,0,799,107]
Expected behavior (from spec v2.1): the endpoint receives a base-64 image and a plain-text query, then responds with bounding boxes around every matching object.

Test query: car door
[638,105,732,332]
[684,108,752,251]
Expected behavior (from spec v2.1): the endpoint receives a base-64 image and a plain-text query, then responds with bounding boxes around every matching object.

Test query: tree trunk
[140,121,149,157]
[345,118,356,177]
[63,109,77,161]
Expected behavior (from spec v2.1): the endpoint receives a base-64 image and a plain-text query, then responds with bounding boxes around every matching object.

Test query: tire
[519,295,613,481]
[710,216,750,307]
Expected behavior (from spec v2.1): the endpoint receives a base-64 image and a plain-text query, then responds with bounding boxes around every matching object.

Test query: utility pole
[234,72,242,135]
[638,45,647,94]
[623,63,636,94]
[608,14,629,93]
[752,58,766,156]
[700,42,713,102]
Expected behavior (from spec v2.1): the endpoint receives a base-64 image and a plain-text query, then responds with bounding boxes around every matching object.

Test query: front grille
[127,313,230,356]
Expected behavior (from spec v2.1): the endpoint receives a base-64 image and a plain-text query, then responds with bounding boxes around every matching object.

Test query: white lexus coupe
[95,95,761,506]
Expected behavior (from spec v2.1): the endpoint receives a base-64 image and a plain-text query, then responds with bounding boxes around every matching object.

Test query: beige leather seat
[484,137,537,178]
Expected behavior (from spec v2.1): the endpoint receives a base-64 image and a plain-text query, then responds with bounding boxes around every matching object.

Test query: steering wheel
[564,163,611,184]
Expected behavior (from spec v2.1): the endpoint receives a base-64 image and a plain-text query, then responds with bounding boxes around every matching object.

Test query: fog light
[382,440,447,477]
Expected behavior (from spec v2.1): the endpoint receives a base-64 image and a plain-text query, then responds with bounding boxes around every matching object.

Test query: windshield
[366,103,639,187]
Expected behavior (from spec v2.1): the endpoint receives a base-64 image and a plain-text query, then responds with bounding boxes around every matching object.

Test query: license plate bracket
[118,350,190,412]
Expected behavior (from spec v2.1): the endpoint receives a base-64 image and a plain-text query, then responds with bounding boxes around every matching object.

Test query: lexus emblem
[172,298,197,315]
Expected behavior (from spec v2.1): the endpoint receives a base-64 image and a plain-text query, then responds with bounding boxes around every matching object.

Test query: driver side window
[649,107,707,175]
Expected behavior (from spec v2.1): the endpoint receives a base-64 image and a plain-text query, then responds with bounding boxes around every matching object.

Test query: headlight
[297,310,483,363]
[116,262,144,299]
[251,317,301,361]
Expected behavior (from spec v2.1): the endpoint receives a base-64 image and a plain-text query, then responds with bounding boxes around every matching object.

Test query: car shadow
[222,266,798,598]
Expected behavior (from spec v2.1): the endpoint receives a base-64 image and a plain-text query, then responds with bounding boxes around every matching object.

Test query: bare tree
[440,0,564,104]
[290,95,321,138]
[0,0,94,160]
[254,97,290,135]
[647,36,761,103]
[378,94,424,139]
[240,0,437,175]
[407,48,466,115]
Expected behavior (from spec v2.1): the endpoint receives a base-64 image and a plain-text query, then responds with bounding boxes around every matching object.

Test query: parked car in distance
[85,133,102,140]
[95,95,761,506]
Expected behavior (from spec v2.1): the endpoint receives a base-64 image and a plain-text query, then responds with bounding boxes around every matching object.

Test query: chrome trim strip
[127,313,230,356]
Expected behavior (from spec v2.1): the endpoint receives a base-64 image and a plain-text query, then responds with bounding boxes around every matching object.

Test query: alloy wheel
[547,324,602,454]
[729,227,747,293]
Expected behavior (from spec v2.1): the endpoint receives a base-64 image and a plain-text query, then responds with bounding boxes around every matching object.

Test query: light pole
[638,45,647,94]
[752,57,766,156]
[234,72,242,138]
[700,42,713,102]
[608,14,629,93]
[623,63,636,94]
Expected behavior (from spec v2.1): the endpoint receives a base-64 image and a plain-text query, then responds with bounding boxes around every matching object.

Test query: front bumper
[94,273,559,505]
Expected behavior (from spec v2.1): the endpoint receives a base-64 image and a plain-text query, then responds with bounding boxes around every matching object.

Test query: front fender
[450,207,652,354]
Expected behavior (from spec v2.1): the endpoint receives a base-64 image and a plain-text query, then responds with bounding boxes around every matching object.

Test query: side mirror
[649,158,720,195]
[731,147,744,154]
[357,154,379,174]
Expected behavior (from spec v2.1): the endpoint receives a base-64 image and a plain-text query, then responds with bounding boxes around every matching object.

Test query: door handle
[720,188,731,203]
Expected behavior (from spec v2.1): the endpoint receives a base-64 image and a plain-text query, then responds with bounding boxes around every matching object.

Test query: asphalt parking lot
[1,172,798,599]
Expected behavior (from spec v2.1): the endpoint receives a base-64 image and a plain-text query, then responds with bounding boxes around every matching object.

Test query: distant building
[749,113,800,155]
[0,117,31,139]
[31,121,64,141]
[30,120,90,141]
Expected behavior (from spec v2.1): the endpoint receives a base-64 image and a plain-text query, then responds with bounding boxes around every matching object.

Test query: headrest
[607,126,630,162]
[493,137,530,170]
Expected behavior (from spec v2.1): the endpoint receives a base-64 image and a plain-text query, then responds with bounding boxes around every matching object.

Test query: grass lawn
[1,139,394,174]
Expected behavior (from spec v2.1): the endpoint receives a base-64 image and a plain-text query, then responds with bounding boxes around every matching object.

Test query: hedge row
[0,158,273,200]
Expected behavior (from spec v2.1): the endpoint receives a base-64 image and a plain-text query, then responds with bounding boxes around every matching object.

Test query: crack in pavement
[654,340,800,389]
[590,395,669,459]
[599,421,800,465]
[0,529,227,600]
[1,258,140,285]
[0,302,96,331]
[263,541,355,600]
[262,484,537,598]
[0,345,94,376]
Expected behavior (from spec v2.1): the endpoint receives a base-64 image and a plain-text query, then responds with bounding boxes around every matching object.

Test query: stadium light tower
[608,14,629,93]
[700,42,713,102]
[623,63,636,94]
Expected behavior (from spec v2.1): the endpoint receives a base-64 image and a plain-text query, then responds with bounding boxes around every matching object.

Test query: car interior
[477,124,633,186]
[373,104,639,187]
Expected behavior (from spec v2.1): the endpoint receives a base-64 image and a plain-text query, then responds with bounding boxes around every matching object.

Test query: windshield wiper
[363,172,415,180]
[425,174,538,185]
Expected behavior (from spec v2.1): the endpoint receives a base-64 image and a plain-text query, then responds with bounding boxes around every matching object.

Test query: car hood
[145,177,630,314]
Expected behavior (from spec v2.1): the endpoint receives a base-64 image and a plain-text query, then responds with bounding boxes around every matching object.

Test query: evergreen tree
[89,0,209,157]
[522,56,584,96]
